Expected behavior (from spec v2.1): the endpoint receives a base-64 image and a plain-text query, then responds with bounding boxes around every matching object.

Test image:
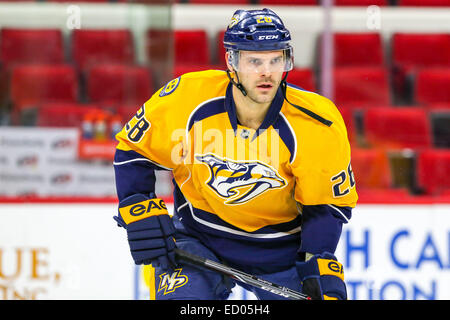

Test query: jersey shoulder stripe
[273,112,297,163]
[187,96,226,132]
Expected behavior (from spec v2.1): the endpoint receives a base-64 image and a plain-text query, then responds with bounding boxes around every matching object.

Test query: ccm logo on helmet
[129,199,167,216]
[258,35,279,40]
[328,261,344,274]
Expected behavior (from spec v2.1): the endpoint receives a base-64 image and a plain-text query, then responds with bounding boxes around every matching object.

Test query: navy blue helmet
[224,8,292,51]
[223,8,294,72]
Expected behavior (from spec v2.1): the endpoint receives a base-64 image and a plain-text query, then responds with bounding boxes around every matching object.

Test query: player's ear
[225,51,234,73]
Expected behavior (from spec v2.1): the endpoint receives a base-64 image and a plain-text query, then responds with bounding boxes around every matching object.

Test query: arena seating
[333,33,385,67]
[10,64,78,124]
[350,147,391,190]
[71,29,135,71]
[417,149,450,195]
[333,0,388,6]
[363,107,432,149]
[338,107,356,143]
[0,28,64,67]
[259,0,317,5]
[37,103,102,127]
[333,67,391,106]
[391,33,450,103]
[188,0,250,3]
[397,0,450,6]
[174,29,210,66]
[286,68,316,92]
[87,64,153,106]
[0,1,448,197]
[216,30,227,66]
[415,68,450,105]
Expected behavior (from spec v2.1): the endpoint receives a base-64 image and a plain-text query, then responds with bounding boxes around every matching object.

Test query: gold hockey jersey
[114,70,357,263]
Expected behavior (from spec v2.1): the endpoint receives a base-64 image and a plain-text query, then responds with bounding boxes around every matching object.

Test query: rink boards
[0,202,449,300]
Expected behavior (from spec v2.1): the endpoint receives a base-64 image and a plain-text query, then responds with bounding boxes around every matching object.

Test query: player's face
[233,50,285,104]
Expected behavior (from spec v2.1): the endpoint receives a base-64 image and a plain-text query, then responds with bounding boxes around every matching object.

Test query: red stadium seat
[391,33,450,102]
[333,33,384,67]
[258,0,317,4]
[426,103,450,110]
[0,28,64,67]
[47,0,109,2]
[334,0,388,5]
[146,29,174,86]
[117,104,141,122]
[71,29,135,71]
[417,149,450,195]
[11,64,78,110]
[398,0,450,6]
[287,68,316,92]
[392,33,450,69]
[172,64,223,78]
[363,107,432,149]
[87,64,153,105]
[339,107,356,143]
[146,29,172,65]
[216,30,227,66]
[174,30,210,66]
[188,0,250,3]
[415,68,450,105]
[351,148,391,190]
[37,103,102,127]
[333,67,391,106]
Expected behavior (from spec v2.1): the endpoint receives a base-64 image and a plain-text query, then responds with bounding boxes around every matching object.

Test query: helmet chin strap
[226,69,247,96]
[227,70,333,127]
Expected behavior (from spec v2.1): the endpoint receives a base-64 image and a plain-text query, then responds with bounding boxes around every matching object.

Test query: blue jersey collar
[224,83,284,140]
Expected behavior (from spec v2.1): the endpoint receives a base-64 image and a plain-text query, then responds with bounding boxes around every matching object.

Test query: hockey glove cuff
[114,193,177,270]
[296,252,347,300]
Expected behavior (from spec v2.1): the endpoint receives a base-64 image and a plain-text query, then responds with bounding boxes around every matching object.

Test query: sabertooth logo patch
[195,153,286,205]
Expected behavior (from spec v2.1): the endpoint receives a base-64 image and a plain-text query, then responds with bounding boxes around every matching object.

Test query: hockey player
[113,8,357,300]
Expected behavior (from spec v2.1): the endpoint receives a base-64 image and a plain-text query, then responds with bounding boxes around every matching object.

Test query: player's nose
[258,63,272,76]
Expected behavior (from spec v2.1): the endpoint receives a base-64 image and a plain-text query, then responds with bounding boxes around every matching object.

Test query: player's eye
[270,57,283,65]
[248,58,262,66]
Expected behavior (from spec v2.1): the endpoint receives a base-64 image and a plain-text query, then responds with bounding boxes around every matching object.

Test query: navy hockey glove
[296,252,347,300]
[114,193,177,270]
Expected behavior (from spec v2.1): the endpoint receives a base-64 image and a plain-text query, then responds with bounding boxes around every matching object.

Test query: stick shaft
[175,249,310,300]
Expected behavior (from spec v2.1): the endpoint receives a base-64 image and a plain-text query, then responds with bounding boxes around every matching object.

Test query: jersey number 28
[125,105,150,143]
[331,163,355,198]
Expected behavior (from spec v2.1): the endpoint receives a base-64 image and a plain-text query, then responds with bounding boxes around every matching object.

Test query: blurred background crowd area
[0,0,449,201]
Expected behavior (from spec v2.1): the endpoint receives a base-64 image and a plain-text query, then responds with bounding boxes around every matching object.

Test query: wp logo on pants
[158,268,188,295]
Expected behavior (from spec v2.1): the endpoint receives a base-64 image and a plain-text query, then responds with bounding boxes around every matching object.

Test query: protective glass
[227,48,294,74]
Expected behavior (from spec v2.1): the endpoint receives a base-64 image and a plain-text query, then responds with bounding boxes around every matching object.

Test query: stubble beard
[246,81,280,105]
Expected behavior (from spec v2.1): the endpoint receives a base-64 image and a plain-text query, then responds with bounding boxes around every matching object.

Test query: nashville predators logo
[195,153,286,205]
[158,268,188,295]
[228,14,240,28]
[159,77,180,97]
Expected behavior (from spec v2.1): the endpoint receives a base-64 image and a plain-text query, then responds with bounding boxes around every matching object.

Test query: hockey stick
[175,248,311,300]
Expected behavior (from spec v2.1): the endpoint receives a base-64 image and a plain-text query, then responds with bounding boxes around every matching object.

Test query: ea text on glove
[119,198,168,224]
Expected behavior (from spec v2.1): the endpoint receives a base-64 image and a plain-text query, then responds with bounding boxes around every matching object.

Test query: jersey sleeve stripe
[113,149,171,171]
[327,204,352,223]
